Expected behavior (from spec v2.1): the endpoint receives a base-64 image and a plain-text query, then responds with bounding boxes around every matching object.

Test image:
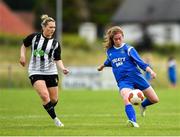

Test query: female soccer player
[97,26,159,128]
[20,14,69,127]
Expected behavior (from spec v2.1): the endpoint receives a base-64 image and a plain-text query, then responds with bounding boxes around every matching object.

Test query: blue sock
[125,104,136,122]
[141,98,153,108]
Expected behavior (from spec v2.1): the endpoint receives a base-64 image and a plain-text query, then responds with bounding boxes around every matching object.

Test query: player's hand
[19,57,26,67]
[97,65,104,71]
[150,71,156,79]
[62,68,69,75]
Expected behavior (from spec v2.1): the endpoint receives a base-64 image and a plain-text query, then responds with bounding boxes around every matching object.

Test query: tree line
[4,0,122,34]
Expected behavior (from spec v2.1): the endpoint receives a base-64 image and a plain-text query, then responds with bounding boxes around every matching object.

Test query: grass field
[0,88,180,136]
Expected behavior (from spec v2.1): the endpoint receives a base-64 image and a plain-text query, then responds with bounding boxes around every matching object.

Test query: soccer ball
[128,89,144,105]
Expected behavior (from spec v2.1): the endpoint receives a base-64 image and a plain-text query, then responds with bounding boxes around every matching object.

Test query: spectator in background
[167,56,177,87]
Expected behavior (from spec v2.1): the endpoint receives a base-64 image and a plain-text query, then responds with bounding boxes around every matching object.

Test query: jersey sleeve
[104,52,112,67]
[104,58,111,67]
[129,47,149,71]
[23,33,37,47]
[54,42,61,60]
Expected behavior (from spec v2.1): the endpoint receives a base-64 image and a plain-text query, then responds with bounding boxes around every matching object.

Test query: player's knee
[51,99,58,104]
[41,93,50,102]
[50,95,58,103]
[151,97,159,104]
[51,100,58,107]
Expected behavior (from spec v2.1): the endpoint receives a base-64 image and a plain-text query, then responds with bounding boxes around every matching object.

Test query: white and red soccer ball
[128,89,144,105]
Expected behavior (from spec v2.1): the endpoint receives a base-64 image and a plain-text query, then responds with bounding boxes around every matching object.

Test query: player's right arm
[97,64,105,71]
[19,33,37,67]
[97,58,111,71]
[20,44,26,67]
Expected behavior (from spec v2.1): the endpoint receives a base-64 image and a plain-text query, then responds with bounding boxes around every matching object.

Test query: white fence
[62,66,117,90]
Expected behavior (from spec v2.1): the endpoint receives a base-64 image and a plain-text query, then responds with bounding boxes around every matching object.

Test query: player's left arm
[55,60,69,75]
[129,47,148,70]
[19,44,27,67]
[54,42,69,75]
[146,66,156,79]
[129,47,156,79]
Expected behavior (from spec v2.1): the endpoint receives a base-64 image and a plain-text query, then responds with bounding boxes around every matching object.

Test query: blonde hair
[103,26,124,49]
[41,14,55,27]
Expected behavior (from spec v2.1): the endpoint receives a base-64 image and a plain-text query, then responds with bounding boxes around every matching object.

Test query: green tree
[4,0,35,10]
[4,0,122,33]
[63,0,121,34]
[33,0,56,30]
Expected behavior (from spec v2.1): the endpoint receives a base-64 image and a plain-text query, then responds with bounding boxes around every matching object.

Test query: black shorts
[29,75,59,87]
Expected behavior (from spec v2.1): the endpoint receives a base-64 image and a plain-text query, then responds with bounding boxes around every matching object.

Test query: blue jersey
[145,71,151,81]
[104,43,149,83]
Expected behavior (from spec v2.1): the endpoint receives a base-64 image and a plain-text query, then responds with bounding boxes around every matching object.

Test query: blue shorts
[117,73,150,91]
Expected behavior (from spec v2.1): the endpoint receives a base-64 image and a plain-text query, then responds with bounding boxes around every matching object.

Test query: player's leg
[120,88,139,127]
[132,73,159,116]
[33,80,50,105]
[33,80,57,119]
[33,80,62,127]
[46,75,59,107]
[48,86,64,127]
[48,86,59,107]
[142,86,159,105]
[140,86,159,116]
[46,75,64,127]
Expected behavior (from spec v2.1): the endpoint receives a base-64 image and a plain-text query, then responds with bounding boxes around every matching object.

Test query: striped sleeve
[53,42,61,60]
[23,33,37,47]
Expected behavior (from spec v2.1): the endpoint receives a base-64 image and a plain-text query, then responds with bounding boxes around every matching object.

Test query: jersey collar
[113,43,125,49]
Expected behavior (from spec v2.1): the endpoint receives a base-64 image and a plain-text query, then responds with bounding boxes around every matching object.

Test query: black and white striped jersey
[23,32,61,76]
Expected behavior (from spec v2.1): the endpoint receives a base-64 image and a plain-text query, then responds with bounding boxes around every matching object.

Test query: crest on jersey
[33,49,47,57]
[120,49,125,54]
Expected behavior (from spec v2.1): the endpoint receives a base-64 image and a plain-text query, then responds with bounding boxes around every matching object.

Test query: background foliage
[4,0,121,34]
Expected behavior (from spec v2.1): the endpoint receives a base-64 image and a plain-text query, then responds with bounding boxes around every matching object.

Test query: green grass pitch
[0,88,180,136]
